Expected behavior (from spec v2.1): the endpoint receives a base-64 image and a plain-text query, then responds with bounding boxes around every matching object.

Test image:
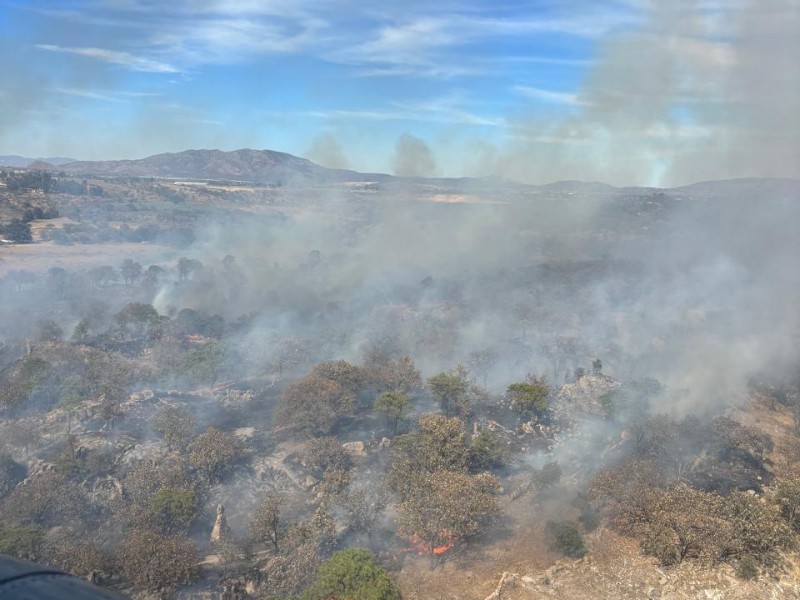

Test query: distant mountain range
[56,148,390,185]
[2,149,798,196]
[0,155,78,168]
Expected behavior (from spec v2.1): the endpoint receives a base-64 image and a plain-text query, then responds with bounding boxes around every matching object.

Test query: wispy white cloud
[32,2,637,79]
[514,85,586,106]
[151,16,327,64]
[391,94,505,126]
[36,44,179,73]
[52,87,162,103]
[53,87,126,103]
[502,55,592,67]
[266,96,504,127]
[326,10,637,76]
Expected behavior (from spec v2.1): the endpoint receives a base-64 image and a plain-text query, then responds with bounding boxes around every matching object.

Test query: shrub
[469,430,510,471]
[533,461,562,488]
[546,521,586,559]
[0,524,44,561]
[736,554,759,580]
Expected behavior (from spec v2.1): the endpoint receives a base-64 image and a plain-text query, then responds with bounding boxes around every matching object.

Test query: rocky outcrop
[211,504,231,542]
[553,374,620,423]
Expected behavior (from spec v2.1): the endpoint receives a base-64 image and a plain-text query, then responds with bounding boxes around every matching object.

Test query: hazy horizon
[2,1,798,187]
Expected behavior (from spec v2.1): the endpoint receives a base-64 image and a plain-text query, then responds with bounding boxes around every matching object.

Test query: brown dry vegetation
[1,168,799,599]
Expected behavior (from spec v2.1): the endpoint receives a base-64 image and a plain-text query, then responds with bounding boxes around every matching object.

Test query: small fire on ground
[404,532,457,556]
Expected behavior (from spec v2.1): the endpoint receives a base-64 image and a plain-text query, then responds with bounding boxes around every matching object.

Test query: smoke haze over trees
[0,0,798,598]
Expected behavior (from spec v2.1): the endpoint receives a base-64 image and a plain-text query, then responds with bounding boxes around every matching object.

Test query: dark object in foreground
[0,554,126,599]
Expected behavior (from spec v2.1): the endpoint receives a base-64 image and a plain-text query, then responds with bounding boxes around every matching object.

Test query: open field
[0,241,180,276]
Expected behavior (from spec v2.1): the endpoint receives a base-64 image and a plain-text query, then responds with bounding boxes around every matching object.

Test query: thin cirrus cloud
[323,12,633,74]
[35,44,179,73]
[53,87,162,103]
[268,92,506,128]
[513,85,586,107]
[33,2,631,75]
[278,107,503,128]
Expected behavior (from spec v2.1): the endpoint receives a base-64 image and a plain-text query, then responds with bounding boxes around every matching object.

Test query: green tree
[276,373,357,435]
[147,488,197,534]
[723,490,794,564]
[115,529,198,592]
[59,375,84,434]
[507,379,550,422]
[469,430,509,471]
[89,265,118,288]
[115,302,160,334]
[177,257,202,281]
[592,358,603,375]
[142,264,165,290]
[181,340,230,384]
[363,350,422,394]
[120,259,143,286]
[71,319,90,342]
[639,483,729,566]
[374,391,412,434]
[300,548,400,600]
[310,360,364,395]
[188,427,238,483]
[305,437,352,477]
[151,405,196,451]
[250,492,283,551]
[0,356,51,414]
[397,470,500,566]
[388,415,470,498]
[427,369,470,417]
[1,219,33,243]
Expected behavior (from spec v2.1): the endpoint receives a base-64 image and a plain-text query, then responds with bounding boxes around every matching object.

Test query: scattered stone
[342,440,367,457]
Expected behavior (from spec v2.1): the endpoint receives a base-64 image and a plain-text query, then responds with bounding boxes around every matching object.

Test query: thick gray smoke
[488,0,800,186]
[391,133,438,177]
[305,134,351,170]
[135,174,800,423]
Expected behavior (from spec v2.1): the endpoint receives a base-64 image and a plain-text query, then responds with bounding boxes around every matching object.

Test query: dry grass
[0,241,179,276]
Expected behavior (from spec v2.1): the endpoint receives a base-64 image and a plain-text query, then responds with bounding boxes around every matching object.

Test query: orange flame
[404,532,458,555]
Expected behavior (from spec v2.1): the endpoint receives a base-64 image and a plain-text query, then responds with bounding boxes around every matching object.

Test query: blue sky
[1,1,798,185]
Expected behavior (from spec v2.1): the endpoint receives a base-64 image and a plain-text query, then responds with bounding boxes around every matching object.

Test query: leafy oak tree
[116,529,198,592]
[388,415,470,499]
[507,378,550,423]
[300,548,400,600]
[188,427,238,483]
[427,368,470,417]
[251,492,283,551]
[276,373,357,436]
[374,391,412,434]
[151,405,197,451]
[397,470,500,567]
